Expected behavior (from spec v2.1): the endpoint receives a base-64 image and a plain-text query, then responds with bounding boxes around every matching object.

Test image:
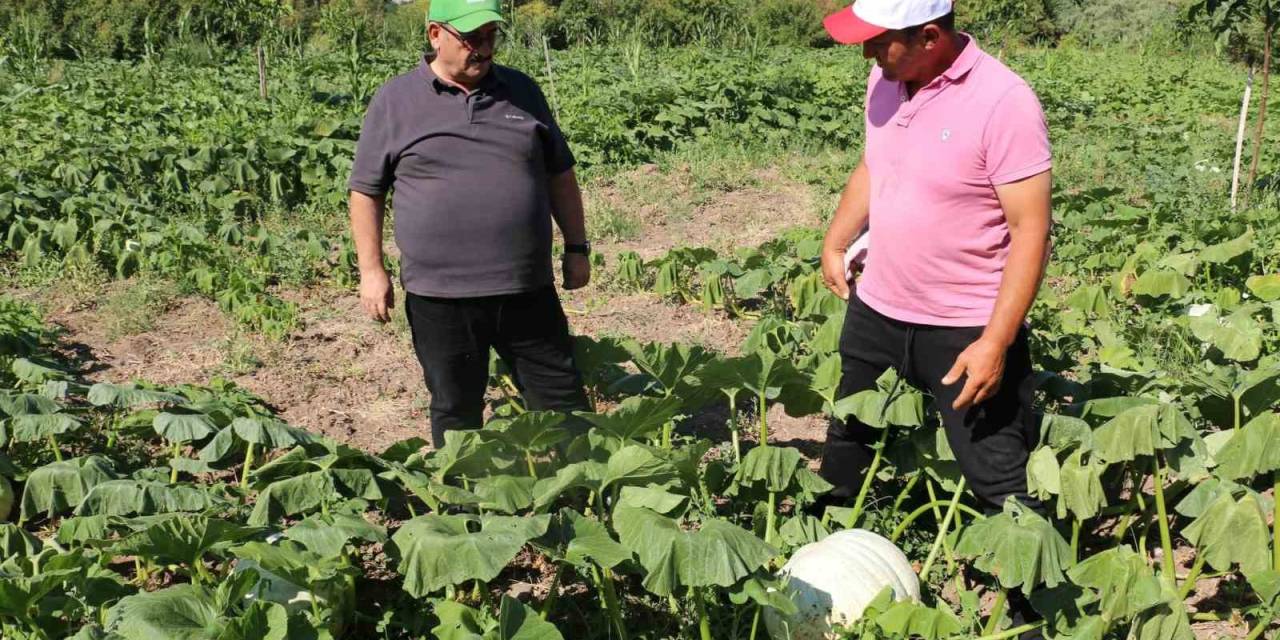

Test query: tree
[1190,0,1279,197]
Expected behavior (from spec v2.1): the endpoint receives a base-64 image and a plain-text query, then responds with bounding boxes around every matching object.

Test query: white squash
[765,529,920,640]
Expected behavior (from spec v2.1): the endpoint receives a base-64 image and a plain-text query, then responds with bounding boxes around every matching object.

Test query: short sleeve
[983,83,1052,185]
[347,88,396,196]
[528,80,576,175]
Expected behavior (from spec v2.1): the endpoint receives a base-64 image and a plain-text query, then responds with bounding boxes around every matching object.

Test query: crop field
[2,18,1280,640]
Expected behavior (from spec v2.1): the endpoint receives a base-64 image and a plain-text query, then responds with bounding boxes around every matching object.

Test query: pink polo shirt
[855,36,1051,327]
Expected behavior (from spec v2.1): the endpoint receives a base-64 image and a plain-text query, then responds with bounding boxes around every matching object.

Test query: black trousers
[819,294,1043,514]
[404,287,591,448]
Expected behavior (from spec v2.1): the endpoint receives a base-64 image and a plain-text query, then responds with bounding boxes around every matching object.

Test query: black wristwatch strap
[564,242,591,255]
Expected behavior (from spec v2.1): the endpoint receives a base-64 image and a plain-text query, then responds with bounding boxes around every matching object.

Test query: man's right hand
[821,248,852,301]
[360,269,394,322]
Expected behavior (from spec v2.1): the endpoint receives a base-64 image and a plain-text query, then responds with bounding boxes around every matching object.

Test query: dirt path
[39,166,830,454]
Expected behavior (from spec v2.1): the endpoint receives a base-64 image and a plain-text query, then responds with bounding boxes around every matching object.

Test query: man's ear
[921,24,944,50]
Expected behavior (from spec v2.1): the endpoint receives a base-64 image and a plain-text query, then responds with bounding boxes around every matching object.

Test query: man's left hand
[941,337,1007,410]
[563,254,590,290]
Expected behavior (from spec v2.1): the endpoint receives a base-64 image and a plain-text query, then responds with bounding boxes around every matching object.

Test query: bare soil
[35,165,827,454]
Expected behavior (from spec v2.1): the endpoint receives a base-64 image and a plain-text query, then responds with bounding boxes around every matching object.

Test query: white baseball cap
[823,0,953,44]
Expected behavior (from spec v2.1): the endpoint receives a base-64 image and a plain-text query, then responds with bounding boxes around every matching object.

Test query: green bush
[957,0,1059,43]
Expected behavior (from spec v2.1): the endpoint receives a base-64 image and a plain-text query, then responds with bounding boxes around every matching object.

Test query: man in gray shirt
[347,0,591,447]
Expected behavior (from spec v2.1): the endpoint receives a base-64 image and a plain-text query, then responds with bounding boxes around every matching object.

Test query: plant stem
[541,563,565,620]
[170,441,182,484]
[890,499,986,543]
[919,477,967,581]
[1274,471,1280,572]
[240,441,256,488]
[1151,455,1175,588]
[728,394,741,464]
[1071,518,1081,563]
[693,587,713,640]
[47,435,62,462]
[597,566,628,640]
[1244,612,1275,640]
[891,473,920,516]
[1176,553,1207,602]
[526,450,538,478]
[1246,18,1273,198]
[749,607,761,640]
[974,622,1042,640]
[662,420,672,450]
[765,491,776,545]
[845,427,891,529]
[984,588,1008,637]
[758,390,768,445]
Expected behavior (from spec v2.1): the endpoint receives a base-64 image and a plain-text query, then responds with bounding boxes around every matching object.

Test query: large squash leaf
[955,498,1073,595]
[390,514,550,597]
[613,505,775,597]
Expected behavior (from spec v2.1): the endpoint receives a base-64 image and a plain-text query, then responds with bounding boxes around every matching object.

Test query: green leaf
[488,411,569,453]
[1134,599,1194,640]
[1026,446,1061,504]
[106,583,222,639]
[8,412,81,443]
[87,383,184,408]
[389,514,550,597]
[1067,546,1163,621]
[874,599,965,640]
[1199,230,1253,264]
[736,445,803,492]
[574,395,683,441]
[1246,274,1280,301]
[777,514,829,547]
[0,522,42,557]
[955,497,1073,595]
[1189,307,1262,362]
[154,412,217,443]
[1058,450,1108,520]
[231,417,314,449]
[20,455,118,521]
[473,474,536,514]
[600,445,677,490]
[283,513,386,557]
[537,508,631,569]
[1212,413,1280,480]
[431,600,488,640]
[613,505,775,596]
[112,515,260,569]
[75,480,217,517]
[1093,404,1195,464]
[1182,492,1271,574]
[1131,270,1191,299]
[0,391,60,416]
[616,485,688,515]
[498,594,564,640]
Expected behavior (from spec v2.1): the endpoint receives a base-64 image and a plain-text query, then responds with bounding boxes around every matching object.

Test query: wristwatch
[564,241,591,256]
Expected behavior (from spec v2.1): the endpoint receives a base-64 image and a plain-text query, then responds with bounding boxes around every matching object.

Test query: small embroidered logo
[505,114,526,121]
[940,128,951,141]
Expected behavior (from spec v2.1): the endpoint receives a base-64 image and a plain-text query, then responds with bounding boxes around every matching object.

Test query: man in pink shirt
[818,0,1052,613]
[817,2,1052,634]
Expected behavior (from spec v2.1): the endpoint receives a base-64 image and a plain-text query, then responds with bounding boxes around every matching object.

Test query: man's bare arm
[548,168,590,290]
[942,170,1052,409]
[349,190,394,322]
[820,158,871,300]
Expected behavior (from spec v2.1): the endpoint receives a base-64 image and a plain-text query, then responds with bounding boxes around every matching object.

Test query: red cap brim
[823,6,887,45]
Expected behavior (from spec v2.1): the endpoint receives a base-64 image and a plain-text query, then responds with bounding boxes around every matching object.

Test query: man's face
[428,21,501,83]
[861,28,928,83]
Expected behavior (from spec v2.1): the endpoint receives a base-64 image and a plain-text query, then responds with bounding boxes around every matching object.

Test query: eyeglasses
[438,23,505,49]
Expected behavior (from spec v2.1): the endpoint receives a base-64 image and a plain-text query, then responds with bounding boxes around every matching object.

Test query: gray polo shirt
[348,57,575,298]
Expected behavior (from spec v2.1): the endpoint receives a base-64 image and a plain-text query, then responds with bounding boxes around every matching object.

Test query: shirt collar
[419,54,506,95]
[940,33,981,82]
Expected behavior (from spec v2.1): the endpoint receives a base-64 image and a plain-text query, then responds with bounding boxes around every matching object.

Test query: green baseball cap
[428,0,506,33]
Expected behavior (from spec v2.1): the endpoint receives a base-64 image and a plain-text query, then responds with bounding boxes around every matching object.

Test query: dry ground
[32,163,832,454]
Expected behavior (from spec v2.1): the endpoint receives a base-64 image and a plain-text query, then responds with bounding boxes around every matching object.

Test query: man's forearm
[822,160,871,254]
[349,191,387,274]
[548,168,587,244]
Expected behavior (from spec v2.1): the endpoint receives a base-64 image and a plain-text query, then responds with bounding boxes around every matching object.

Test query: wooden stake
[1246,20,1274,201]
[257,44,268,100]
[1232,66,1254,212]
[542,36,561,121]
